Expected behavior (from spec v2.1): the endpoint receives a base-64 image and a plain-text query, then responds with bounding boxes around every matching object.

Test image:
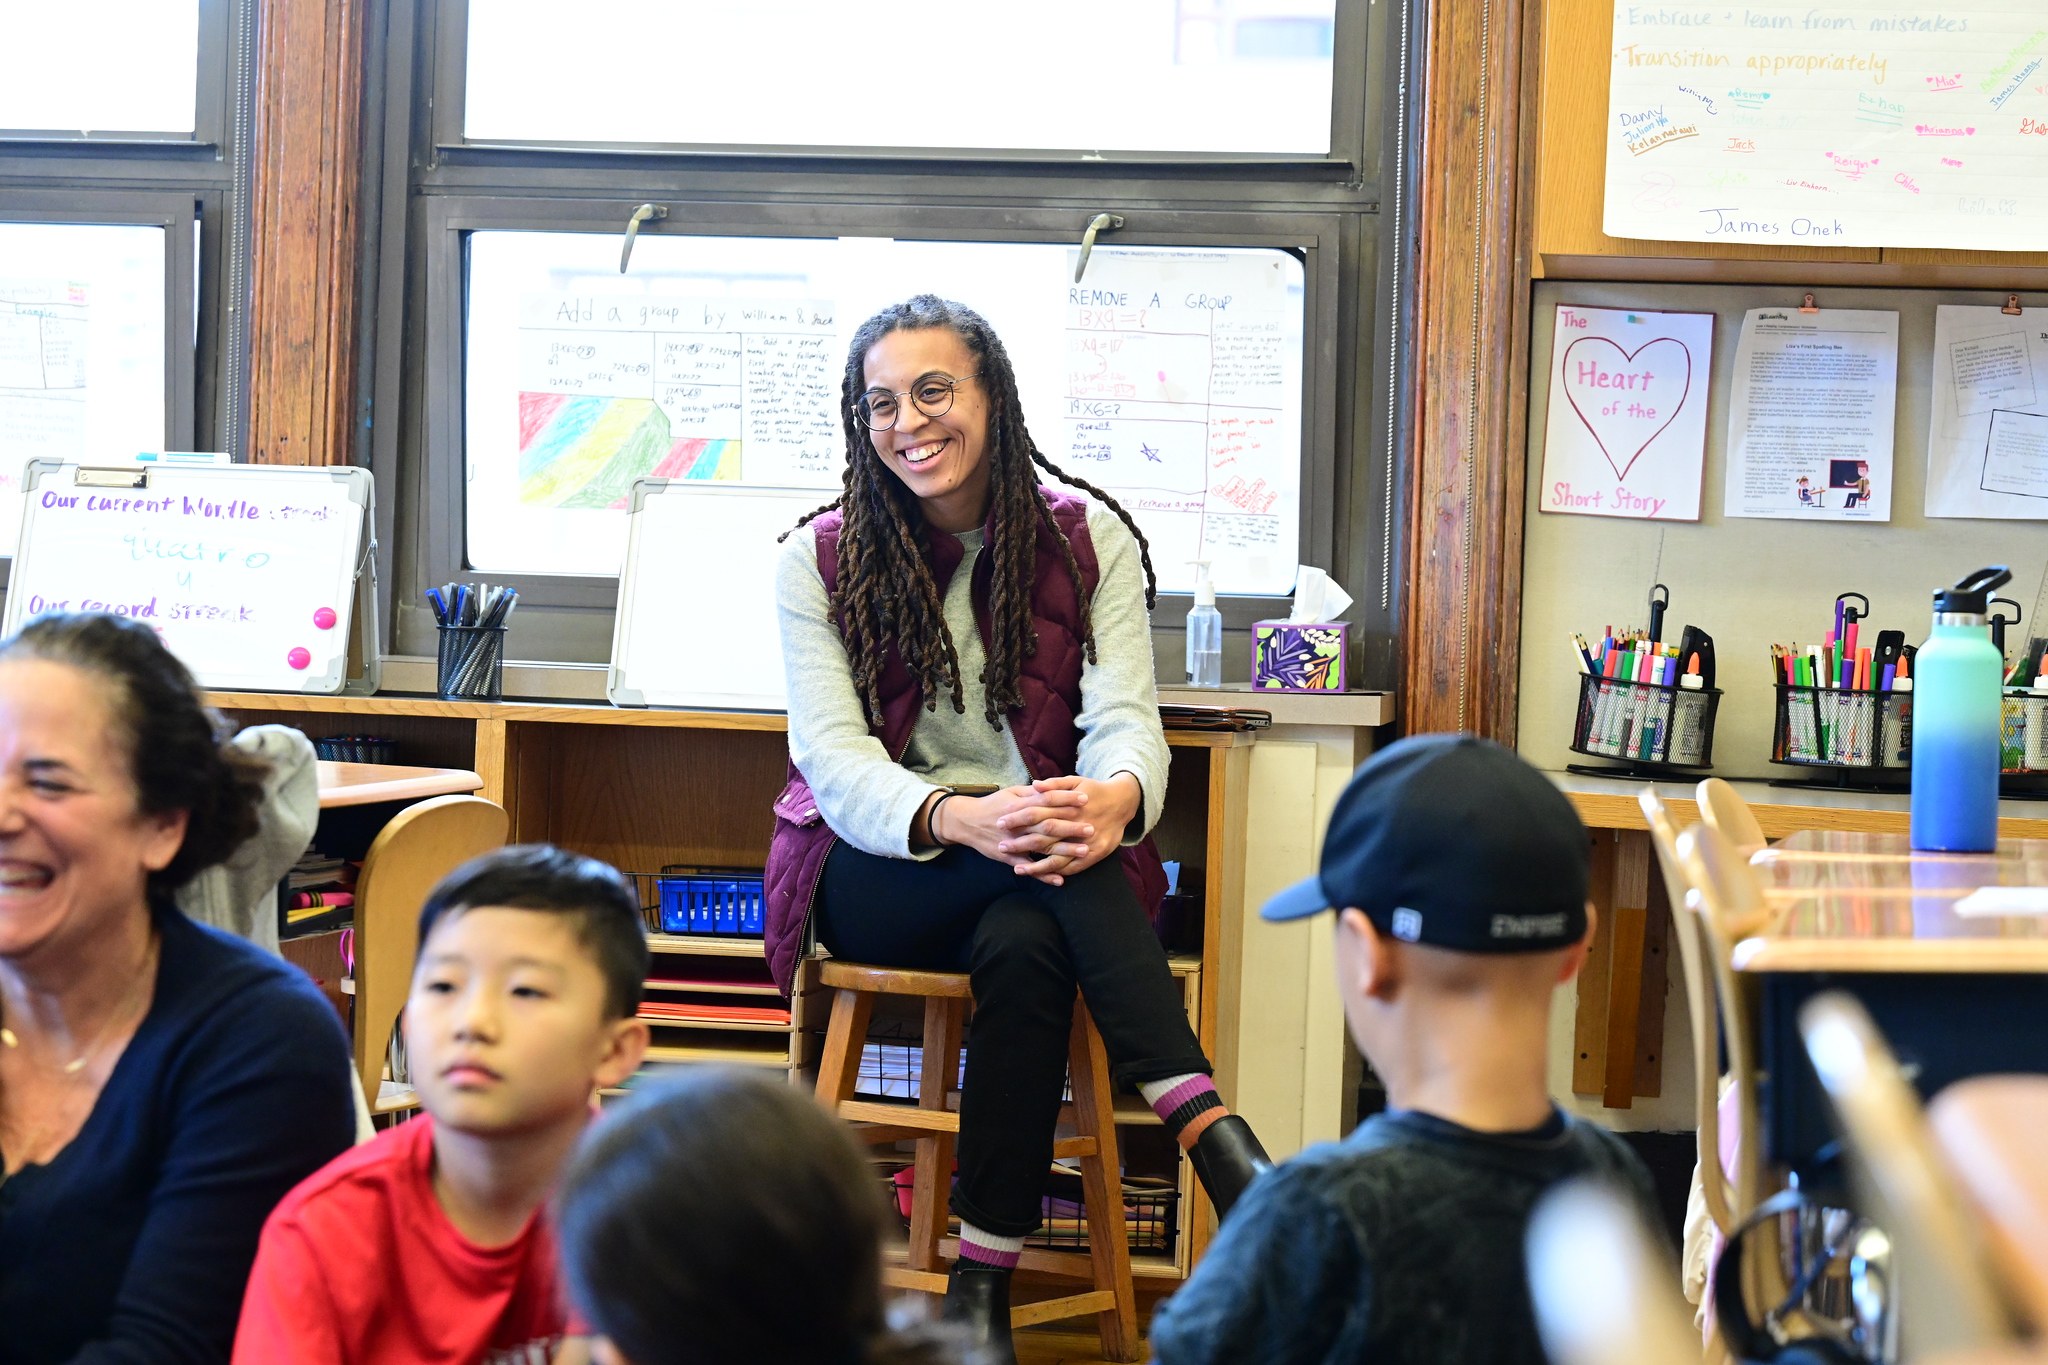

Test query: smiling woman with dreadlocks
[766,295,1270,1362]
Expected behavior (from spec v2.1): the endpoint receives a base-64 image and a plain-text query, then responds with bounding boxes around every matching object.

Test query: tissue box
[1253,622,1348,692]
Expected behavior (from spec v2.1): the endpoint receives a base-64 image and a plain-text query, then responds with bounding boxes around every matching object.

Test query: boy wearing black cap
[1149,734,1658,1365]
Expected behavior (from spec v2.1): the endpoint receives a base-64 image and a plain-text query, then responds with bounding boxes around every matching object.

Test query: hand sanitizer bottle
[1911,565,2011,851]
[1185,560,1222,688]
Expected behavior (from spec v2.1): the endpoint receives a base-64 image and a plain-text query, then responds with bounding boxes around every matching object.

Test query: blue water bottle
[1910,566,2011,851]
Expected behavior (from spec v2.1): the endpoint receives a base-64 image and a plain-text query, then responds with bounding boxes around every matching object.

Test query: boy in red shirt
[234,845,651,1364]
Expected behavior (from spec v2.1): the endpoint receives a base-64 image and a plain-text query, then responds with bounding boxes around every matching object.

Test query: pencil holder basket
[436,625,506,702]
[311,735,397,765]
[1770,684,1912,776]
[2000,691,2048,774]
[1567,674,1720,775]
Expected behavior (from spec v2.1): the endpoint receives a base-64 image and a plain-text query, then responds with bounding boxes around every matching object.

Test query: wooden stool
[814,960,1140,1362]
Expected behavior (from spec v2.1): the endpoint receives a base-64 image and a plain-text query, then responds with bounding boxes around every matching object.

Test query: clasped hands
[922,772,1141,886]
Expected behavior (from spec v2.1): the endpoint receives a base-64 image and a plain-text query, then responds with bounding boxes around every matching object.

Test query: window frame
[369,0,1399,677]
[0,190,206,587]
[416,198,1346,609]
[0,0,230,151]
[430,0,1374,172]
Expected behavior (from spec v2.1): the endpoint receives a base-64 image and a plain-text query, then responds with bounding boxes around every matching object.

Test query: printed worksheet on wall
[1602,1,2048,250]
[1724,308,1898,520]
[1926,304,2048,518]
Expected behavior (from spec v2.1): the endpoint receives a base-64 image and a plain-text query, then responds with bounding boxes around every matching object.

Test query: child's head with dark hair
[556,1069,969,1365]
[407,844,650,1141]
[419,843,650,1019]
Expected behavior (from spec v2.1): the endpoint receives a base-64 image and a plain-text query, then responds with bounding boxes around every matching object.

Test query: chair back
[1528,1179,1701,1365]
[351,795,509,1102]
[1639,788,1732,1237]
[1696,777,1767,857]
[1929,1077,2048,1332]
[1799,992,2013,1354]
[1676,822,1768,1220]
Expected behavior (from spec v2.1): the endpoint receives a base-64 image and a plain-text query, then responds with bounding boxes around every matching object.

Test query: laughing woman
[0,614,354,1365]
[768,295,1271,1362]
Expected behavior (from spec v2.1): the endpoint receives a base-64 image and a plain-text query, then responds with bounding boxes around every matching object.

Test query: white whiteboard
[466,232,1306,595]
[3,462,377,695]
[1602,0,2048,250]
[608,481,826,709]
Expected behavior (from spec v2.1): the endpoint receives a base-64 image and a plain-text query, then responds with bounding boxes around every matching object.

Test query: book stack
[284,853,359,936]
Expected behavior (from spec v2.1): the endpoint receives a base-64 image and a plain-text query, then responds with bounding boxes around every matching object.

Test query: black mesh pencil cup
[1566,673,1721,779]
[1769,683,1911,789]
[437,625,506,701]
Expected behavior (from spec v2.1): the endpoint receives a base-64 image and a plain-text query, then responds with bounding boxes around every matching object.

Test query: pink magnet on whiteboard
[312,607,337,630]
[287,647,312,670]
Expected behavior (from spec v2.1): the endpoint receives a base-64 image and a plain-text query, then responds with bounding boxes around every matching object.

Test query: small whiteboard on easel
[609,480,824,710]
[2,461,379,695]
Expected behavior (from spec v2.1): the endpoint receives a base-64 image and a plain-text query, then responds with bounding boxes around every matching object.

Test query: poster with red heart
[1538,304,1713,522]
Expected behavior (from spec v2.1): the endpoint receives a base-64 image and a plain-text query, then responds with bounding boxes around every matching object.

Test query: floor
[1015,1328,1143,1364]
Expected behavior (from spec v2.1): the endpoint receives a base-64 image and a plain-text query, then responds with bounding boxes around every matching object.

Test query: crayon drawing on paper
[516,392,740,509]
[1538,304,1715,522]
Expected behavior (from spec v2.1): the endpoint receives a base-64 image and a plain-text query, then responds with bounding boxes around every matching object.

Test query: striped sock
[958,1222,1024,1270]
[1140,1073,1229,1151]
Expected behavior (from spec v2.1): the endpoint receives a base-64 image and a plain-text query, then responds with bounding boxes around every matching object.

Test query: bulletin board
[1518,280,2048,779]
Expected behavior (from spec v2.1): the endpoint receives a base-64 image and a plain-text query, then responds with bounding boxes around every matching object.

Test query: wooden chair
[1797,991,2015,1355]
[1696,778,1767,858]
[1639,789,1734,1239]
[1528,1178,1703,1365]
[1675,821,1771,1221]
[1929,1077,2048,1333]
[813,961,1140,1363]
[351,795,509,1111]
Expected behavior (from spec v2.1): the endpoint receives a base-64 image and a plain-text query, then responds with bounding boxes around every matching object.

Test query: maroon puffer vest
[763,488,1169,994]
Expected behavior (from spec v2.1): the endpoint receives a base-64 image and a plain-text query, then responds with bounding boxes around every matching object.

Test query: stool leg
[815,987,873,1113]
[908,995,965,1285]
[1069,1002,1140,1362]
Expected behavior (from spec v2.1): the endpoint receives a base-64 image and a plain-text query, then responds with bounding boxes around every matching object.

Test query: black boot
[1188,1114,1272,1219]
[943,1260,1018,1365]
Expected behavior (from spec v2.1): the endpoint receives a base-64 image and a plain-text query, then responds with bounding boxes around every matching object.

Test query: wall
[1518,279,2048,782]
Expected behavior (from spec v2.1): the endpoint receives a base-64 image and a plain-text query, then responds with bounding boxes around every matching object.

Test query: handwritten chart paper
[470,294,839,574]
[1725,308,1897,520]
[1062,250,1302,596]
[1539,304,1714,522]
[0,278,87,541]
[1926,304,2048,518]
[1603,2,2048,250]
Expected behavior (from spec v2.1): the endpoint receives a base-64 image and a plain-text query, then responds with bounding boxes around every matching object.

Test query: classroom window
[0,2,202,136]
[460,0,1339,156]
[463,230,1306,594]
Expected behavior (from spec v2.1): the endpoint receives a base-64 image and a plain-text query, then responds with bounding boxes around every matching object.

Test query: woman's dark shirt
[0,904,354,1364]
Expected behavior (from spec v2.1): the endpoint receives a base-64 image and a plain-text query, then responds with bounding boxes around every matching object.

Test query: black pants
[817,841,1212,1236]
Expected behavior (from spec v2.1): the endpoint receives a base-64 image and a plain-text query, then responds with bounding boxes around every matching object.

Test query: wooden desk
[1550,771,2048,1111]
[1746,831,2048,973]
[316,761,482,809]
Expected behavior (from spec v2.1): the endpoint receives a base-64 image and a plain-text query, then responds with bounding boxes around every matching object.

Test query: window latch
[620,203,669,274]
[1073,213,1125,284]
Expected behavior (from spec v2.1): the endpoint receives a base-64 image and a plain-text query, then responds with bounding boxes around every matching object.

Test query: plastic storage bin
[655,866,766,937]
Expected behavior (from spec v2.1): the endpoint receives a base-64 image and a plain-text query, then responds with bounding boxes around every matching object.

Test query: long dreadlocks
[782,295,1158,731]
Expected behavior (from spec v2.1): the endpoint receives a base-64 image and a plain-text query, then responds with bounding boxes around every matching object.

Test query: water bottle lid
[1933,565,2012,613]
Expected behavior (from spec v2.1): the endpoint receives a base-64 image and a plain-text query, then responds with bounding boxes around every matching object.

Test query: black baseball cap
[1261,734,1590,953]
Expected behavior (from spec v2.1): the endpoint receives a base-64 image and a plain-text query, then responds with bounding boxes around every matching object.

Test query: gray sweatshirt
[776,498,1170,860]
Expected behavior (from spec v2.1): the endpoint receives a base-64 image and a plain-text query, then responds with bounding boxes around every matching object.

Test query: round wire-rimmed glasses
[856,372,980,430]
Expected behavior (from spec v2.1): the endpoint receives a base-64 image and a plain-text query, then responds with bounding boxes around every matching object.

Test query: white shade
[0,3,199,134]
[465,0,1336,156]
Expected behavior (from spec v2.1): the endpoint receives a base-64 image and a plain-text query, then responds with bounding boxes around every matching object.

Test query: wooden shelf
[640,1014,791,1033]
[644,1038,791,1067]
[647,933,767,958]
[643,977,781,997]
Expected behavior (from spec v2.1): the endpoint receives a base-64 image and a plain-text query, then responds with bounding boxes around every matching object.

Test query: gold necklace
[0,930,160,1075]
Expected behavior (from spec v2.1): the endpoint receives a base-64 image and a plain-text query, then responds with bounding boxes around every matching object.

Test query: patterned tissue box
[1253,621,1348,693]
